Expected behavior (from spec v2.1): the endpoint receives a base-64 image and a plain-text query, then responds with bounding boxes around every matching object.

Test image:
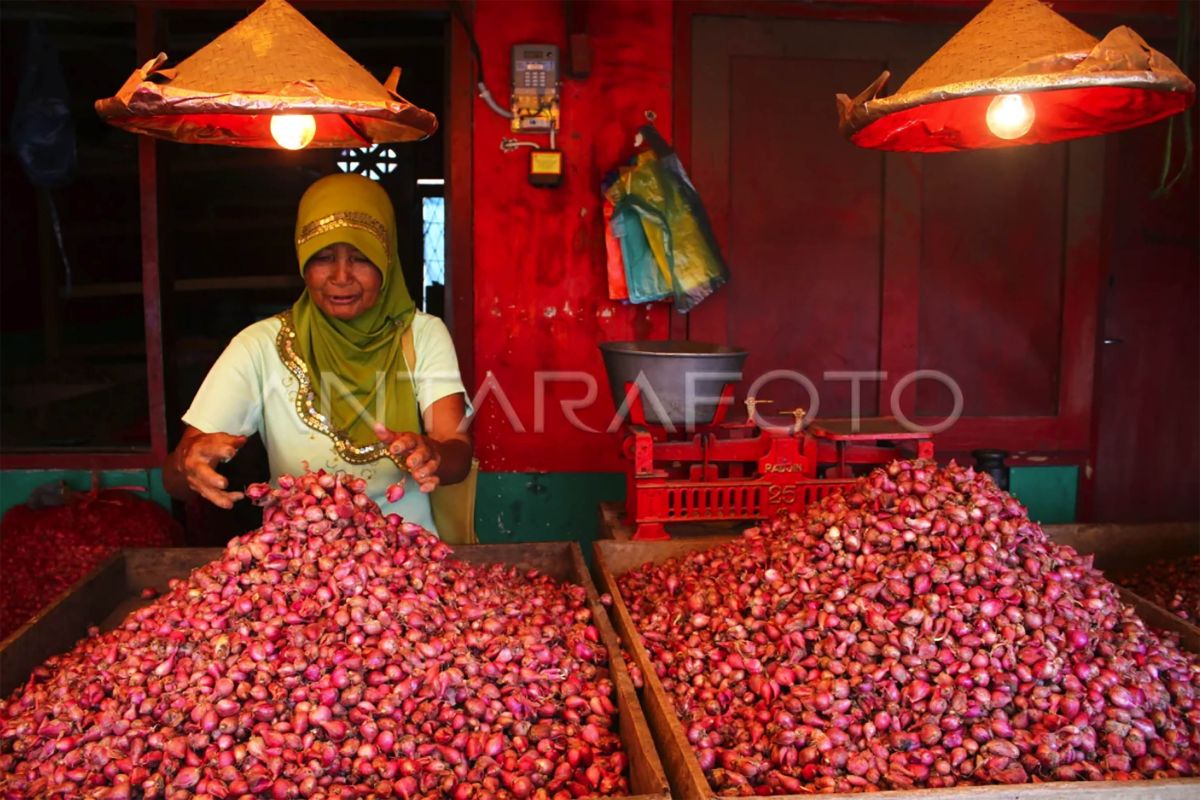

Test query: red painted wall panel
[1088,114,1200,522]
[726,55,887,417]
[916,146,1068,419]
[471,0,673,472]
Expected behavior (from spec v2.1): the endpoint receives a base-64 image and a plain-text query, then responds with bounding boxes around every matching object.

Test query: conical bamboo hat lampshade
[836,0,1194,152]
[96,0,437,149]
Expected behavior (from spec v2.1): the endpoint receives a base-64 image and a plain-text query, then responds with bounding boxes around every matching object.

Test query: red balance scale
[601,342,934,541]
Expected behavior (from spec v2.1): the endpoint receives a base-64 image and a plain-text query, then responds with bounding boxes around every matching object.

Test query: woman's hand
[374,424,442,493]
[163,426,247,509]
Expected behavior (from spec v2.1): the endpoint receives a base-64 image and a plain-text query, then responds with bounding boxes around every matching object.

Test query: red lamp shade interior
[852,85,1195,153]
[112,112,384,150]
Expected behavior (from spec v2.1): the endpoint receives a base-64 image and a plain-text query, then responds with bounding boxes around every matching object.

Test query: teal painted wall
[474,472,625,545]
[473,467,1081,543]
[1009,465,1078,525]
[0,469,171,518]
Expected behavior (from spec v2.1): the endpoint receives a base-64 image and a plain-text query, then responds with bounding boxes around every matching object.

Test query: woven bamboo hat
[836,0,1194,152]
[96,0,437,148]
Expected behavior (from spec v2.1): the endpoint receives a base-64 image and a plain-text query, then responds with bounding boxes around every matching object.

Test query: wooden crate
[1047,522,1200,647]
[0,543,669,800]
[594,535,1200,800]
[599,501,747,541]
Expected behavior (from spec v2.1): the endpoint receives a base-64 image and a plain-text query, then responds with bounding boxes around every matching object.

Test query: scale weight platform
[599,341,934,540]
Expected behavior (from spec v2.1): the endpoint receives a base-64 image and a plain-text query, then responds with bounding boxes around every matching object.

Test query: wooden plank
[671,2,691,348]
[0,452,160,470]
[595,538,1200,800]
[728,51,885,415]
[456,541,575,582]
[136,5,169,466]
[1082,115,1199,522]
[1045,522,1200,575]
[1117,587,1200,655]
[1057,137,1106,450]
[683,13,732,348]
[667,1,1182,32]
[1046,522,1200,649]
[598,501,751,542]
[879,148,922,410]
[599,500,633,541]
[0,552,127,698]
[446,4,474,393]
[0,543,668,800]
[685,15,941,414]
[683,7,1109,454]
[100,547,225,631]
[593,541,714,800]
[124,547,222,587]
[916,145,1068,419]
[907,416,1093,453]
[567,545,670,799]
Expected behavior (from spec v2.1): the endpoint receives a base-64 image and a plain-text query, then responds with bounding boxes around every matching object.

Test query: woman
[163,173,472,535]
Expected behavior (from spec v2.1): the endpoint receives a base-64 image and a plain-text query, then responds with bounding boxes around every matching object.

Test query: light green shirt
[183,311,467,534]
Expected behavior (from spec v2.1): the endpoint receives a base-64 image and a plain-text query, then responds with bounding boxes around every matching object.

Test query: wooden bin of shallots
[0,469,670,799]
[593,460,1200,800]
[1046,522,1199,647]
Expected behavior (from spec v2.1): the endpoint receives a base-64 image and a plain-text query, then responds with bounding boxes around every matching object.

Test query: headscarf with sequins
[283,173,418,463]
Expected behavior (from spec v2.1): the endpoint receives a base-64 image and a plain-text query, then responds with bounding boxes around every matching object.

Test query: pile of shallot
[0,470,626,799]
[619,460,1200,794]
[1116,555,1200,623]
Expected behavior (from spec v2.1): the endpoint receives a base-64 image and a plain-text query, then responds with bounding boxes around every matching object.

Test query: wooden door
[685,14,1104,454]
[1085,120,1199,522]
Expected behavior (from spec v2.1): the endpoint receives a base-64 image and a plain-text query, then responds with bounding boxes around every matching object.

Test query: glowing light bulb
[986,93,1035,140]
[270,114,317,150]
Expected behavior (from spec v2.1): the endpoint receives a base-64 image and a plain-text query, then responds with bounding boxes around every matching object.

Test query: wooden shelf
[174,276,301,292]
[63,216,296,237]
[66,282,142,298]
[66,275,303,298]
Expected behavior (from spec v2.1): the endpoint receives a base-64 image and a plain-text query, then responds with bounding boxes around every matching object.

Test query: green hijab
[288,173,419,462]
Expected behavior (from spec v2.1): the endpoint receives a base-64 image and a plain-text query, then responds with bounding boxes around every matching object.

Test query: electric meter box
[511,43,560,133]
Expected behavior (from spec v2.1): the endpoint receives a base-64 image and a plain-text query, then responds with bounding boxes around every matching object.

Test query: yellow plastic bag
[607,128,729,312]
[401,327,478,545]
[431,458,479,545]
[606,165,673,304]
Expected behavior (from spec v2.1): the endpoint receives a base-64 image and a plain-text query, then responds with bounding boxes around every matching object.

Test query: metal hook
[634,111,657,148]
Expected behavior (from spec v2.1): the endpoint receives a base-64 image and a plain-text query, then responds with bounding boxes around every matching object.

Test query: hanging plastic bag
[609,127,729,312]
[601,193,629,301]
[11,23,76,188]
[643,127,730,312]
[610,200,672,304]
[607,169,673,304]
[625,178,674,287]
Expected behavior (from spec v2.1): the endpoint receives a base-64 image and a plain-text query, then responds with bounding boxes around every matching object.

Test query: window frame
[2,1,472,468]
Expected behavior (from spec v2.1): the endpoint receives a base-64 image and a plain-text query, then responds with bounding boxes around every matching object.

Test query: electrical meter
[511,44,560,134]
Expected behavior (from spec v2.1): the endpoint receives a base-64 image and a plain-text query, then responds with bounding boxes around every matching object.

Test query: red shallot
[1115,555,1200,623]
[0,469,627,799]
[0,489,180,640]
[618,460,1200,794]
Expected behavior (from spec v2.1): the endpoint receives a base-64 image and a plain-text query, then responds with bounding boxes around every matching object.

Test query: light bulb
[985,93,1035,140]
[270,114,317,150]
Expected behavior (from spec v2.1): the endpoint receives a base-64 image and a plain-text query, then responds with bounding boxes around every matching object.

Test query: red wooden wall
[1086,115,1199,522]
[470,0,672,473]
[465,0,1196,524]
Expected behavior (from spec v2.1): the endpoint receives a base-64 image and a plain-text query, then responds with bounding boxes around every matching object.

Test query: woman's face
[304,242,384,320]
